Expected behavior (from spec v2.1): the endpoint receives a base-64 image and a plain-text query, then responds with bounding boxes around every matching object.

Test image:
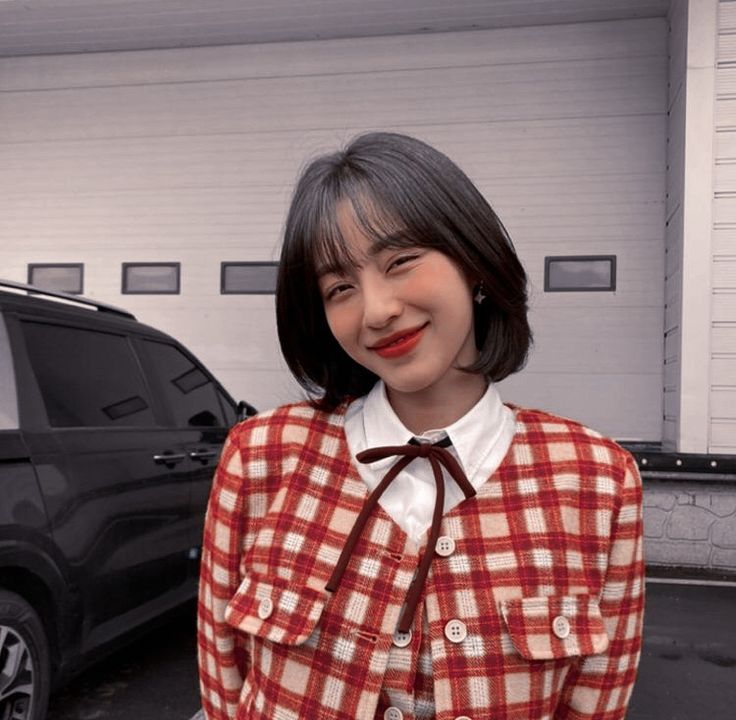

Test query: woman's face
[318,204,481,409]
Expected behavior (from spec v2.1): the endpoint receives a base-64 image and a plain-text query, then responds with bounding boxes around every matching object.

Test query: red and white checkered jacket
[197,402,644,720]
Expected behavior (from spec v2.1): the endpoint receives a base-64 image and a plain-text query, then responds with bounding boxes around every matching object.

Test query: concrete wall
[644,480,736,571]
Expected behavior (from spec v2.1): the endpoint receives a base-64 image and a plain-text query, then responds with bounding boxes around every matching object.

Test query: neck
[386,374,488,435]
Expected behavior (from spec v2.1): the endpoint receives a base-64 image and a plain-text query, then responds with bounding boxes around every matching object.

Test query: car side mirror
[236,400,258,421]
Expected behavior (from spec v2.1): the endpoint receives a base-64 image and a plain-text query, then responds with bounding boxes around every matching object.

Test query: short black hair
[276,131,531,409]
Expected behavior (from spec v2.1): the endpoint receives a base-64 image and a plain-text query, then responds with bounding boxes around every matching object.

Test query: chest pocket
[224,570,328,645]
[500,594,609,660]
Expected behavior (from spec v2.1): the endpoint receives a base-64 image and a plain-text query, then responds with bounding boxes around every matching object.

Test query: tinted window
[143,341,224,428]
[122,263,180,294]
[0,316,19,429]
[22,322,155,428]
[218,389,237,427]
[221,262,278,294]
[544,255,616,292]
[28,263,84,294]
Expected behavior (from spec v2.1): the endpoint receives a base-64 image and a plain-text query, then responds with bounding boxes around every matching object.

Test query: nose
[362,276,402,329]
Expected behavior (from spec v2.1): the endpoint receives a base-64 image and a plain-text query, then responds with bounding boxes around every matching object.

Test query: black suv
[0,280,253,719]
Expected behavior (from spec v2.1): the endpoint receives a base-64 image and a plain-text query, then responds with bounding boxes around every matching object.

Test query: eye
[323,281,354,301]
[387,252,421,272]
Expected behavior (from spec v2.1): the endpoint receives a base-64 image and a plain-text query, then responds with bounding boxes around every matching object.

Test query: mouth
[369,324,427,358]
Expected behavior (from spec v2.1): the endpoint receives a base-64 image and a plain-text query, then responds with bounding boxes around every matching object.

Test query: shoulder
[210,401,351,514]
[225,400,349,452]
[507,404,637,475]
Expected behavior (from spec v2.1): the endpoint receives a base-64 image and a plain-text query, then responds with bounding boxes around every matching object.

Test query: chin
[382,371,444,396]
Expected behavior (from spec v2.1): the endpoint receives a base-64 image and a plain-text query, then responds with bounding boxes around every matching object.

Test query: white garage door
[1,17,666,440]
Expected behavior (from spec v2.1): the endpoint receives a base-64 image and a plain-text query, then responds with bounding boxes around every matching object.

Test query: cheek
[324,302,357,348]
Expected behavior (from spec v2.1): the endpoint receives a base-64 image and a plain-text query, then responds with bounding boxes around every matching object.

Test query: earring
[474,283,487,305]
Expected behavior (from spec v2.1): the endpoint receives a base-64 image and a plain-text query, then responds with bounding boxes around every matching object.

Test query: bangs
[308,187,427,278]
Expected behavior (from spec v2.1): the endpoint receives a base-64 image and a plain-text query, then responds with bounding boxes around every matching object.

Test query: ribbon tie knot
[326,438,476,633]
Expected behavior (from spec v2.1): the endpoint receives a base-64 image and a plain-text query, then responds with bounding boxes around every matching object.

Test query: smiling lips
[370,324,427,358]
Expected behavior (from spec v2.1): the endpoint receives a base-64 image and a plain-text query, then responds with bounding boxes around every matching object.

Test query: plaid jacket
[198,402,644,720]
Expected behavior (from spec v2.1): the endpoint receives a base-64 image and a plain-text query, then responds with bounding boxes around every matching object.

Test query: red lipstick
[370,325,426,359]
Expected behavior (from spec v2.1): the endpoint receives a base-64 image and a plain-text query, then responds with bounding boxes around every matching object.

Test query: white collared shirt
[344,381,516,543]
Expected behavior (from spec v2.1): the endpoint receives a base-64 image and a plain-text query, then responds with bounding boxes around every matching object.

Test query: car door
[135,337,235,574]
[15,318,192,653]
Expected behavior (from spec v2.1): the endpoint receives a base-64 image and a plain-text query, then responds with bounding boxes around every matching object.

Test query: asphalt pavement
[628,579,736,719]
[47,580,736,720]
[46,604,201,720]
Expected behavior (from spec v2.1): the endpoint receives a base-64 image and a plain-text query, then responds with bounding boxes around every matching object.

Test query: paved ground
[46,605,201,720]
[628,580,736,719]
[46,580,736,719]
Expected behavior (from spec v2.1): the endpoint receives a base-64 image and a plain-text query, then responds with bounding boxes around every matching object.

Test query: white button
[384,708,403,720]
[435,536,456,557]
[455,716,472,720]
[392,629,412,648]
[552,615,570,639]
[444,619,467,643]
[257,597,273,620]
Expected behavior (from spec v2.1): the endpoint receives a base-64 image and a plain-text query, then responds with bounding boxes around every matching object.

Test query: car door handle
[153,453,187,467]
[189,450,217,463]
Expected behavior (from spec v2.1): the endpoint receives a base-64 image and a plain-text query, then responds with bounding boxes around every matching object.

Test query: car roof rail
[0,278,136,320]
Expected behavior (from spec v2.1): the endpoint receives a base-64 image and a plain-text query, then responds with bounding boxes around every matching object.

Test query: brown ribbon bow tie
[326,438,476,633]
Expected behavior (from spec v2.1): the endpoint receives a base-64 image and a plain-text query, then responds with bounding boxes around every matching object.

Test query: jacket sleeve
[555,453,645,720]
[197,431,251,720]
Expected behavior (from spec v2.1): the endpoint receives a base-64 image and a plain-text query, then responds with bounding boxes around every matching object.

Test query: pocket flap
[500,594,609,660]
[224,571,328,645]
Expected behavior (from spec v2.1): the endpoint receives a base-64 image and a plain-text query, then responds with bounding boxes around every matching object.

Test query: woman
[197,132,644,720]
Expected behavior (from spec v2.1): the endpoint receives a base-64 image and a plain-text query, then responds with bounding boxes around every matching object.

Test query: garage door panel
[484,173,664,207]
[0,188,290,250]
[528,307,663,374]
[1,116,667,195]
[422,116,666,180]
[0,19,666,92]
[522,242,664,310]
[214,367,301,411]
[1,20,667,441]
[500,371,661,441]
[4,55,667,143]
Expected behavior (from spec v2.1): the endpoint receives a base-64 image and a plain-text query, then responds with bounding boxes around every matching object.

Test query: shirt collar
[361,380,509,477]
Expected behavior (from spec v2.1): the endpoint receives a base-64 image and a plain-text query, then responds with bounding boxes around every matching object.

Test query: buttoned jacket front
[198,402,644,720]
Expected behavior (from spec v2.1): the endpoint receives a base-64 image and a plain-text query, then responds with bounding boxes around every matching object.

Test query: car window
[142,340,225,428]
[21,321,156,428]
[0,315,19,429]
[218,388,237,427]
